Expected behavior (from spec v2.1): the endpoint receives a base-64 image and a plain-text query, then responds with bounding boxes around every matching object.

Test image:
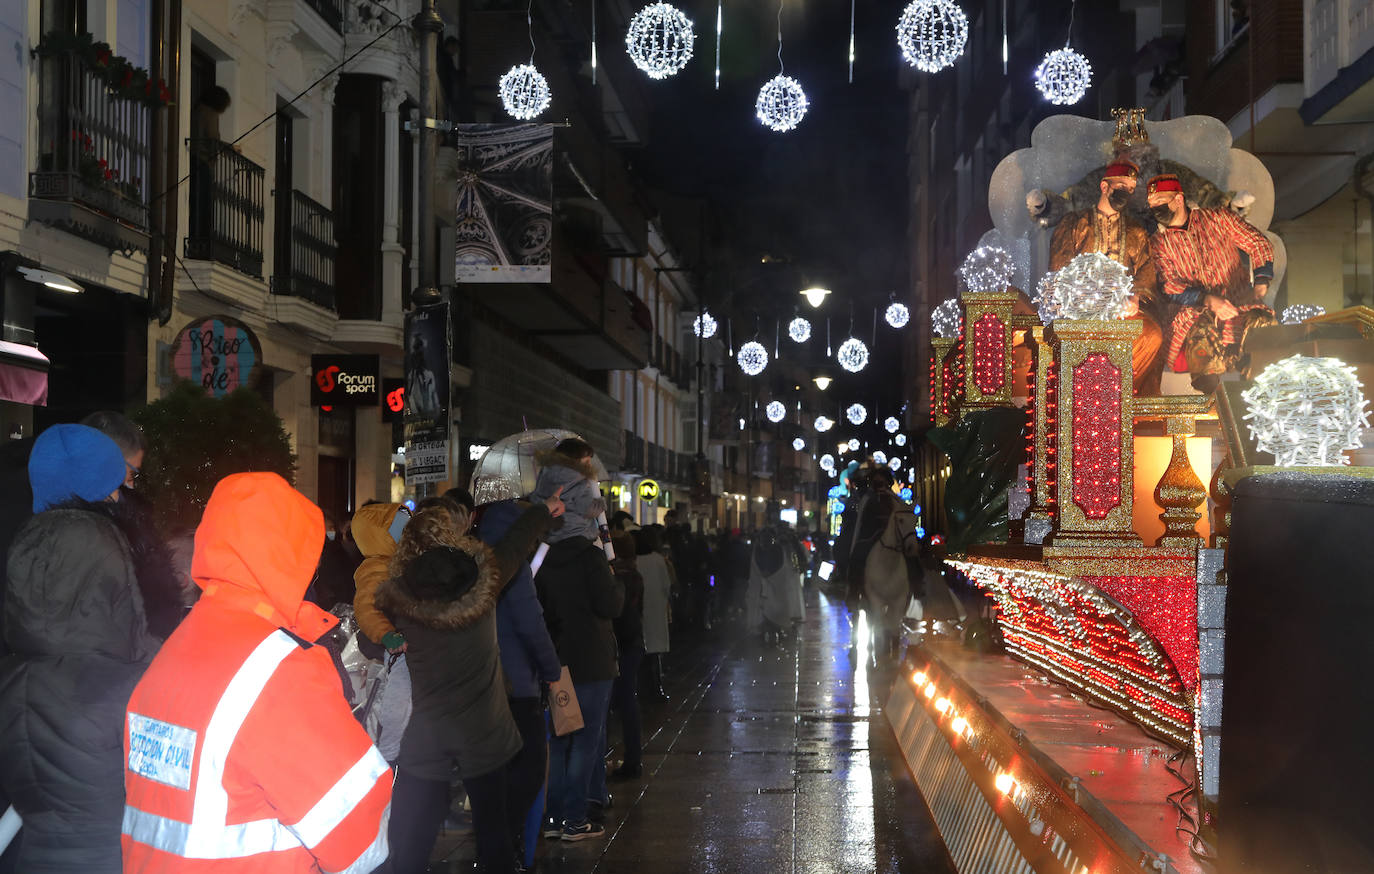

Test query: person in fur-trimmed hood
[376,493,560,874]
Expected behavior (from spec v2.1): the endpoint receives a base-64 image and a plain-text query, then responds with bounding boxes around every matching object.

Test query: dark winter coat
[612,558,645,653]
[536,536,624,683]
[0,503,158,873]
[479,501,561,700]
[376,504,550,781]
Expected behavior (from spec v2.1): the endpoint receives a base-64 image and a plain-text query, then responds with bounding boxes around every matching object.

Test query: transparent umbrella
[468,429,610,506]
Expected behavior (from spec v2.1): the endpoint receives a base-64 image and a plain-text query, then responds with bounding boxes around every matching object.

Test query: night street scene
[5,0,1374,872]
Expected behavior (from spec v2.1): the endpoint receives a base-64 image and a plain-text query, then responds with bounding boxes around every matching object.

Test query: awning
[0,341,49,406]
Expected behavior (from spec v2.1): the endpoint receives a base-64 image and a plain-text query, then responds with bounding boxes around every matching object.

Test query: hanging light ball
[958,245,1014,295]
[756,74,809,132]
[736,341,769,376]
[873,450,888,465]
[836,337,869,373]
[693,311,718,338]
[788,316,812,343]
[625,2,696,80]
[845,403,867,425]
[896,0,969,73]
[792,437,806,451]
[931,298,963,339]
[885,302,911,329]
[1034,47,1093,106]
[765,400,787,423]
[889,457,903,472]
[820,453,836,471]
[814,415,835,433]
[1038,253,1134,322]
[1241,354,1370,467]
[895,433,908,447]
[499,64,552,120]
[1281,304,1327,325]
[847,438,861,451]
[884,416,900,433]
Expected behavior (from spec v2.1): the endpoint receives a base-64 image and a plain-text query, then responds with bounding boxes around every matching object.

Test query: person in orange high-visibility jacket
[121,472,392,873]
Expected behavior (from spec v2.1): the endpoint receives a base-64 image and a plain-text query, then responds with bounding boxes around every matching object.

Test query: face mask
[1107,188,1130,210]
[1150,204,1175,224]
[325,530,337,541]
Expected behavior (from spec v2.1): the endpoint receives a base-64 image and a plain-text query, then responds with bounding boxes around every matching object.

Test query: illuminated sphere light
[889,457,902,471]
[848,438,861,451]
[872,451,888,465]
[846,403,867,425]
[895,433,908,447]
[788,316,812,343]
[885,302,911,329]
[1034,47,1092,106]
[1281,304,1326,325]
[820,453,836,471]
[896,0,969,73]
[756,75,809,133]
[1032,269,1059,324]
[692,311,718,338]
[837,337,869,373]
[765,400,787,423]
[737,340,769,376]
[1040,253,1134,322]
[931,297,963,338]
[499,64,552,120]
[1241,354,1371,467]
[792,437,806,451]
[958,246,1014,296]
[814,415,835,433]
[625,3,696,80]
[884,416,900,433]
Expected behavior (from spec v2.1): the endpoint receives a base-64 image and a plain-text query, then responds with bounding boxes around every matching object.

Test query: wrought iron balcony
[273,189,337,310]
[185,139,265,278]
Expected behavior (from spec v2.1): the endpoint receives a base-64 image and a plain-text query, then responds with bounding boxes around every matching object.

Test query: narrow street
[432,588,957,873]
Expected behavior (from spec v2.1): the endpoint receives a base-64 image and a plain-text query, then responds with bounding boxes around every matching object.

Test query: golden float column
[931,336,958,426]
[960,291,1020,410]
[1024,325,1056,544]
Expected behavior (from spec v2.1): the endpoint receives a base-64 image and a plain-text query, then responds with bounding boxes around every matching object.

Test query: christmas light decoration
[1032,269,1059,324]
[756,74,808,132]
[625,2,696,80]
[873,451,887,465]
[889,457,902,471]
[1070,353,1123,519]
[884,416,900,433]
[847,438,860,451]
[896,0,968,73]
[765,400,786,422]
[820,453,835,471]
[1038,253,1133,322]
[846,403,867,425]
[837,337,869,373]
[788,316,812,342]
[931,298,962,338]
[1242,354,1370,467]
[1034,47,1091,105]
[971,313,1006,394]
[693,311,718,338]
[814,415,835,432]
[736,341,769,376]
[1281,303,1326,325]
[792,437,806,451]
[499,64,552,120]
[958,246,1014,295]
[894,433,908,447]
[885,302,910,328]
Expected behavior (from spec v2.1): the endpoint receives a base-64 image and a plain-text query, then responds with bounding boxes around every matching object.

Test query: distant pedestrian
[608,530,645,781]
[637,526,673,699]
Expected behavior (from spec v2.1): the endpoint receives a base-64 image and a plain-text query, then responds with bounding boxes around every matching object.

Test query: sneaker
[561,820,606,841]
[542,818,564,839]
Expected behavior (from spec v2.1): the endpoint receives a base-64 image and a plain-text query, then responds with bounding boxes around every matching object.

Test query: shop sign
[169,316,261,398]
[381,378,406,423]
[311,354,380,406]
[637,478,660,501]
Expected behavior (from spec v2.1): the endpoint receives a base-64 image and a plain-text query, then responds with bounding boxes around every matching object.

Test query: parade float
[888,110,1374,874]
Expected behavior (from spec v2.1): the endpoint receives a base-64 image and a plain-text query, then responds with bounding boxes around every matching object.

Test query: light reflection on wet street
[432,586,956,873]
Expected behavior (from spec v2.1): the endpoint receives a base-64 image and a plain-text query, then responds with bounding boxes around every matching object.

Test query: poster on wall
[451,123,553,283]
[169,316,261,398]
[403,303,451,485]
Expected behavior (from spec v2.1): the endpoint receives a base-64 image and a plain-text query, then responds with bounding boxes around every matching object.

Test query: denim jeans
[547,678,613,827]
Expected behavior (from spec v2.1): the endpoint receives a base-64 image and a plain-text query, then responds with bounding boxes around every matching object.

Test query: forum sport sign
[311,355,379,407]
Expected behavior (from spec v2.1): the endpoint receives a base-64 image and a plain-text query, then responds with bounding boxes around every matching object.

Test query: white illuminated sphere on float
[788,316,812,343]
[693,311,718,338]
[896,0,968,73]
[885,302,910,328]
[847,438,861,451]
[1040,253,1134,322]
[958,246,1014,295]
[1034,47,1092,106]
[1032,269,1059,324]
[792,437,806,451]
[884,416,900,433]
[895,433,908,446]
[1241,355,1371,467]
[499,64,552,120]
[846,403,867,425]
[820,453,836,471]
[873,451,888,465]
[765,400,787,423]
[756,75,809,132]
[737,341,769,375]
[814,415,835,432]
[1281,304,1326,325]
[837,337,869,373]
[931,298,962,338]
[626,2,696,80]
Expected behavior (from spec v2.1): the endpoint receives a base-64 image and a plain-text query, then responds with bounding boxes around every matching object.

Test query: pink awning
[0,341,49,406]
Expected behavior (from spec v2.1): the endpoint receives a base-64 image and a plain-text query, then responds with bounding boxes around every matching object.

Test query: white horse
[862,506,919,661]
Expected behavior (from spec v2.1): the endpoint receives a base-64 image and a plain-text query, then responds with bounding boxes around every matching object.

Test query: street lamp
[812,375,833,391]
[800,286,831,308]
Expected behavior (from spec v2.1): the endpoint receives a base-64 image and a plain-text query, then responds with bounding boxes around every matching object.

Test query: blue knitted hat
[28,424,128,512]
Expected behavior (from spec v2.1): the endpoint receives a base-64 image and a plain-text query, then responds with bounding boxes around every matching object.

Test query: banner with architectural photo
[452,123,553,283]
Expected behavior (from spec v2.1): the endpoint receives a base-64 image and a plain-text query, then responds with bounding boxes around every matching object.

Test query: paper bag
[549,666,584,736]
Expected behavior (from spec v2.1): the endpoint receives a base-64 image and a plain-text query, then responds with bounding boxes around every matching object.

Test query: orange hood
[192,472,333,638]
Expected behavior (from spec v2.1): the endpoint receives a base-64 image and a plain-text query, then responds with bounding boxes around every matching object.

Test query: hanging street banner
[169,315,261,397]
[403,303,452,485]
[452,123,553,283]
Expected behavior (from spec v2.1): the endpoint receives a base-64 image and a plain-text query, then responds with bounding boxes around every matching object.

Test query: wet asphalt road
[431,584,957,873]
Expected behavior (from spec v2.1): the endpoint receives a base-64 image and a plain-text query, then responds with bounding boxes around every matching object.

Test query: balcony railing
[303,0,344,33]
[30,48,151,234]
[273,189,337,310]
[186,139,265,278]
